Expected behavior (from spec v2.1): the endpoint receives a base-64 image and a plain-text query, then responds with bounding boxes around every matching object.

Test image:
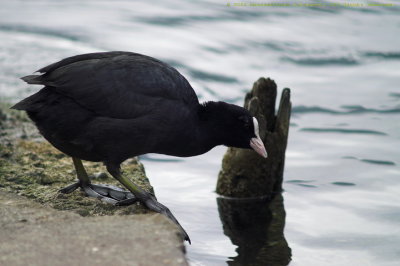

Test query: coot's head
[199,101,268,158]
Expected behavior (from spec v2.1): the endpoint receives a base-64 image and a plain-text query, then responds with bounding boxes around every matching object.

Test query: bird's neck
[196,101,228,146]
[155,102,228,157]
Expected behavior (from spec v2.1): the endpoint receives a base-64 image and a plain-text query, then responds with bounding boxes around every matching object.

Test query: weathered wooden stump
[216,77,291,198]
[216,78,292,265]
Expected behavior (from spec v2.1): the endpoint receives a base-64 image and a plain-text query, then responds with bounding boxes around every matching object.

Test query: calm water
[0,1,399,265]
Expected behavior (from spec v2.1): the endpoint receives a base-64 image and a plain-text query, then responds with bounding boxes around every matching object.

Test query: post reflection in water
[217,194,291,266]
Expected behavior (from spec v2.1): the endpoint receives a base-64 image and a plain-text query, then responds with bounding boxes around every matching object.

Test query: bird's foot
[116,192,191,243]
[59,181,137,205]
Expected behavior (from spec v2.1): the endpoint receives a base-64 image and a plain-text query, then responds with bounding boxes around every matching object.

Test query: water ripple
[300,128,387,135]
[360,159,396,166]
[286,179,317,188]
[341,105,400,114]
[292,105,400,115]
[389,92,400,99]
[331,182,356,186]
[0,24,84,42]
[286,179,315,183]
[253,40,301,52]
[164,59,238,83]
[362,51,400,60]
[189,69,238,83]
[138,15,218,26]
[281,56,359,66]
[342,156,396,166]
[137,9,267,27]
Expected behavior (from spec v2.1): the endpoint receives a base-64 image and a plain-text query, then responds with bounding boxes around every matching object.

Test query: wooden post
[216,78,291,197]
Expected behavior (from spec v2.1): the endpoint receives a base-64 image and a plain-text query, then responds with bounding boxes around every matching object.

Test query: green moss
[0,104,153,217]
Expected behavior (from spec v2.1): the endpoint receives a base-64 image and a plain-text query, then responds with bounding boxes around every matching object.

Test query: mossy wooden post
[216,78,291,197]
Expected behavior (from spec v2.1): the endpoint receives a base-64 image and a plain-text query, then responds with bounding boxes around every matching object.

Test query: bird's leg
[59,157,137,205]
[106,163,191,243]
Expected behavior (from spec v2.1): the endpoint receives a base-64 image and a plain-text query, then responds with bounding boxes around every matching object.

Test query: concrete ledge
[0,191,187,266]
[0,103,188,265]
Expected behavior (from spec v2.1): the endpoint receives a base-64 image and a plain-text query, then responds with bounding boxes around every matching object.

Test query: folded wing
[20,51,199,119]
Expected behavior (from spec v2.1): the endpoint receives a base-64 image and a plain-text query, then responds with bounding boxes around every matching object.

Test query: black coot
[12,51,267,243]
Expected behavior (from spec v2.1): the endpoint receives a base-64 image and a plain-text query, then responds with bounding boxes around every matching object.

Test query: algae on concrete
[0,103,153,216]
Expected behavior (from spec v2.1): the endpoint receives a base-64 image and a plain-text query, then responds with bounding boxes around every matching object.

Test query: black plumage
[12,51,267,242]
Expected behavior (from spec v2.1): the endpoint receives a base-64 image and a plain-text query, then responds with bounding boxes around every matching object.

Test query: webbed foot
[116,192,191,243]
[59,181,137,205]
[105,163,191,243]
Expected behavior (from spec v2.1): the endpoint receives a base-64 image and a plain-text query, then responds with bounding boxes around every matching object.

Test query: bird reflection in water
[217,193,291,266]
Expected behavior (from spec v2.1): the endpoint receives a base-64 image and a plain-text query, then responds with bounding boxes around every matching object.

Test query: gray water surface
[0,1,399,265]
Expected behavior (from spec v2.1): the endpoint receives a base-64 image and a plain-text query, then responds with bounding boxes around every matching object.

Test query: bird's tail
[12,75,49,111]
[11,86,48,111]
[20,75,44,85]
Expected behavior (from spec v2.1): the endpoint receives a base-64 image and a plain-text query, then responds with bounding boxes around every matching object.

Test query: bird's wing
[22,52,199,119]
